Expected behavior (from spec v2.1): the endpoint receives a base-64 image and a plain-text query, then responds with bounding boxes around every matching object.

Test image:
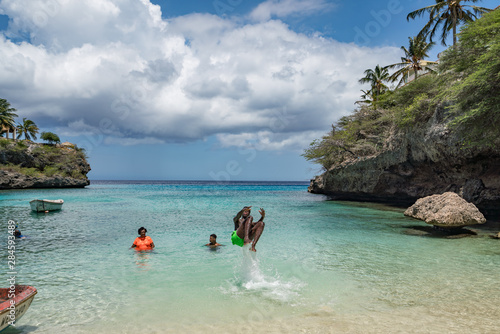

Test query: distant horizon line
[90,179,311,183]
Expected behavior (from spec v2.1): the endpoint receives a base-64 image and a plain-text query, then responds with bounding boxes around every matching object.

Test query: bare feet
[250,245,256,252]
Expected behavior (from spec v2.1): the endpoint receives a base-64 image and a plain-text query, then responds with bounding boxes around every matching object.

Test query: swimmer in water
[14,225,26,239]
[131,227,155,250]
[205,234,222,247]
[231,206,265,252]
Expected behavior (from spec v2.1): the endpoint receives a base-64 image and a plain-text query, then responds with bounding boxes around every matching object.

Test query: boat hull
[30,199,64,212]
[0,285,37,331]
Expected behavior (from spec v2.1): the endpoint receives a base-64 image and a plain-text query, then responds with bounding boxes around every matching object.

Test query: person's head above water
[209,234,217,244]
[242,206,252,218]
[138,227,147,237]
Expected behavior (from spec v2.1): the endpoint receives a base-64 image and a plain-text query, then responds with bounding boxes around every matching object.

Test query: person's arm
[233,209,243,230]
[233,215,240,230]
[258,208,265,222]
[148,237,155,249]
[130,237,138,248]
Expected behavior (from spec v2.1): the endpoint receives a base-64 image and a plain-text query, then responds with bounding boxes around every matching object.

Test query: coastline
[0,140,91,189]
[0,170,89,189]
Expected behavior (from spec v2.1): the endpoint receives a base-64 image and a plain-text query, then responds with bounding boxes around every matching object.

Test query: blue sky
[0,0,497,181]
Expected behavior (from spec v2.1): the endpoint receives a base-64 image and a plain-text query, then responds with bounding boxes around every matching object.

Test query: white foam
[240,244,263,283]
[236,244,304,303]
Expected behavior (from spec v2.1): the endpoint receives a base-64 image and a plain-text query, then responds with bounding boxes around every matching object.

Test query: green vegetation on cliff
[304,9,499,170]
[0,139,89,180]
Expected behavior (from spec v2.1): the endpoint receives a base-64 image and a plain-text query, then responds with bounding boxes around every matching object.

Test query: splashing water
[240,244,263,284]
[234,244,304,303]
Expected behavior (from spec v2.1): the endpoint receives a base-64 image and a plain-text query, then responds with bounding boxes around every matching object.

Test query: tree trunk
[452,6,457,46]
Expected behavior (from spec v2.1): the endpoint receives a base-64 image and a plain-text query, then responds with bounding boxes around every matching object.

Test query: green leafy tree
[0,98,18,139]
[40,131,61,145]
[17,118,40,141]
[302,125,356,170]
[439,8,500,147]
[407,0,491,46]
[386,36,438,88]
[358,65,391,107]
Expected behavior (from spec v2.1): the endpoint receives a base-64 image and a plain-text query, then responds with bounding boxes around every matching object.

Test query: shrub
[43,166,60,177]
[40,132,61,145]
[440,9,500,148]
[395,93,431,128]
[24,167,41,177]
[71,169,83,179]
[0,139,11,148]
[16,140,28,149]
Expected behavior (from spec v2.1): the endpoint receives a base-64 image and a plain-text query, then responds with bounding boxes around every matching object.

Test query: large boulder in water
[404,192,486,228]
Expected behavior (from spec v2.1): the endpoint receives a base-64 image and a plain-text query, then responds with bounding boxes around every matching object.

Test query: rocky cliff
[0,140,90,189]
[308,104,500,216]
[307,9,500,217]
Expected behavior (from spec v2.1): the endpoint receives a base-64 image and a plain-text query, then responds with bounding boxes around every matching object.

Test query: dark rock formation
[403,225,477,239]
[0,170,89,188]
[404,192,486,228]
[308,104,500,216]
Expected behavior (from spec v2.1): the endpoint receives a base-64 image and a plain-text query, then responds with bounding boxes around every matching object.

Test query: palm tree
[358,65,391,106]
[407,0,491,46]
[17,118,39,141]
[355,89,376,106]
[0,98,18,139]
[386,36,438,88]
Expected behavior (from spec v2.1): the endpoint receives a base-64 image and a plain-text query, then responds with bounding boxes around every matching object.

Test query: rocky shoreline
[0,169,89,189]
[0,140,91,189]
[308,104,500,218]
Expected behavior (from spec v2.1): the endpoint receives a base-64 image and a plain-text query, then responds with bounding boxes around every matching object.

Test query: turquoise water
[1,181,500,333]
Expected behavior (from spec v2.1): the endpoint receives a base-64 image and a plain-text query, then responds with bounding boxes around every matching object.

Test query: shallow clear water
[1,181,500,333]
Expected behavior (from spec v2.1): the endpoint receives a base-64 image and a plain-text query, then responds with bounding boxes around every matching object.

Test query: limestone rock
[0,170,89,189]
[0,140,90,189]
[460,179,485,203]
[404,192,486,228]
[308,103,500,216]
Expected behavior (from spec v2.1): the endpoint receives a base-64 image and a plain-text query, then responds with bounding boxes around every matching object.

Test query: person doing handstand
[231,206,265,252]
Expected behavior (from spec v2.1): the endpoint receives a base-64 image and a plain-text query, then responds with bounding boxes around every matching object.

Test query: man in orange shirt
[131,227,155,250]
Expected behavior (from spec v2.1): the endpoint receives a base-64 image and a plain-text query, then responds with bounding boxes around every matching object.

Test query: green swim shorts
[231,231,244,247]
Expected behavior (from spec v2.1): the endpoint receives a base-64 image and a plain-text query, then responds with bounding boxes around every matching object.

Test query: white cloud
[216,130,325,151]
[0,0,400,152]
[103,136,165,146]
[249,0,335,22]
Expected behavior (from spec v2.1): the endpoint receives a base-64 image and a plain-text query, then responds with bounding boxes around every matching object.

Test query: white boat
[30,199,64,212]
[0,285,37,331]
